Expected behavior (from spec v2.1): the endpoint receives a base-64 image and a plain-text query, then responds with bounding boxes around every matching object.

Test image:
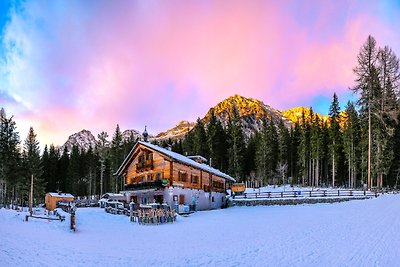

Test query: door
[155,195,163,204]
[179,195,185,205]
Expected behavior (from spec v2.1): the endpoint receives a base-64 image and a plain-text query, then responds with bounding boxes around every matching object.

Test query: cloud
[0,0,399,145]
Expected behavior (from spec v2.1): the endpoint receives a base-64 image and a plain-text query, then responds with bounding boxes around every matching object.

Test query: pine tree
[207,109,228,170]
[67,145,81,195]
[352,35,379,189]
[255,119,278,184]
[96,131,109,196]
[57,146,69,192]
[310,115,323,187]
[192,118,209,158]
[110,124,124,192]
[277,120,290,185]
[22,127,45,205]
[289,123,301,184]
[329,93,341,187]
[342,101,360,188]
[0,109,21,206]
[227,106,245,181]
[298,109,311,186]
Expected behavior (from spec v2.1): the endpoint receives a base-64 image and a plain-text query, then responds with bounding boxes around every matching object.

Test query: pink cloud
[1,0,399,146]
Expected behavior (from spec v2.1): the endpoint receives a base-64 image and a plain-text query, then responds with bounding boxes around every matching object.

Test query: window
[212,196,215,202]
[156,173,161,180]
[178,171,188,182]
[191,174,199,184]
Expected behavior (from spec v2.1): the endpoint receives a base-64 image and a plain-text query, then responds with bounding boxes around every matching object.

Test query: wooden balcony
[136,159,153,172]
[125,179,165,190]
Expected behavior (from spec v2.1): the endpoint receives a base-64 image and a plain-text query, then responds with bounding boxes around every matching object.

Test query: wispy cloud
[0,0,399,146]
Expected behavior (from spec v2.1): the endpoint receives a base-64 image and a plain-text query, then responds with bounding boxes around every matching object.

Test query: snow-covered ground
[1,195,400,266]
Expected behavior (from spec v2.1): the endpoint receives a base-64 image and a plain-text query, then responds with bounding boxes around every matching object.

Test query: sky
[0,0,399,147]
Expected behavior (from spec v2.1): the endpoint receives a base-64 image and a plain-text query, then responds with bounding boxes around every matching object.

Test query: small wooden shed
[45,192,74,211]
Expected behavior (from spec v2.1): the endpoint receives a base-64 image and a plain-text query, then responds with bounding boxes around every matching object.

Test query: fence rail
[232,189,379,200]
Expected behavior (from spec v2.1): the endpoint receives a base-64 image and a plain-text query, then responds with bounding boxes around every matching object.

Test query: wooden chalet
[115,141,235,210]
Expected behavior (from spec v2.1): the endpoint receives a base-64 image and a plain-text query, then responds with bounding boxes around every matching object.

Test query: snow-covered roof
[115,141,235,182]
[47,192,74,198]
[101,193,125,199]
[187,155,208,163]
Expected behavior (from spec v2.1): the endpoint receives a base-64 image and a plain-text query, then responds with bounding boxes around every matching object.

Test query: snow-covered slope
[1,195,400,266]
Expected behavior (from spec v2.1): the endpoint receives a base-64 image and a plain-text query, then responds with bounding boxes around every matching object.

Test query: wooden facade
[120,143,229,193]
[45,193,74,211]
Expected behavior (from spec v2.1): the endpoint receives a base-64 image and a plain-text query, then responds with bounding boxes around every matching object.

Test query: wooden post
[29,174,33,216]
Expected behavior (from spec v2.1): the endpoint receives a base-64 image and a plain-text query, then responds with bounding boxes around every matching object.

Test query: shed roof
[115,141,236,182]
[47,192,74,198]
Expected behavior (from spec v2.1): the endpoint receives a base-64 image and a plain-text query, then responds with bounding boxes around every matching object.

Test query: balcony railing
[136,159,153,172]
[125,179,164,190]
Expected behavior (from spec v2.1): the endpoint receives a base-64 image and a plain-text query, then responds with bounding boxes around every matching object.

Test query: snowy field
[1,195,400,266]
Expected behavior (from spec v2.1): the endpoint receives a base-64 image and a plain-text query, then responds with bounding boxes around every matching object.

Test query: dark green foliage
[227,106,245,181]
[22,127,45,204]
[207,109,228,171]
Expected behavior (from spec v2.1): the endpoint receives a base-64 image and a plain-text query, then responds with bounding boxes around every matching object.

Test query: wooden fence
[232,189,379,200]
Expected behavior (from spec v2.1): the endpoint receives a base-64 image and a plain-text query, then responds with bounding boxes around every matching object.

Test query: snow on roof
[48,192,74,198]
[116,141,236,182]
[187,155,208,162]
[101,193,125,199]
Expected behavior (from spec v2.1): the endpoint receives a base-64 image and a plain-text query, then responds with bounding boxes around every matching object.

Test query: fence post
[323,190,326,197]
[309,191,312,197]
[350,190,353,196]
[338,190,340,196]
[268,192,270,198]
[364,190,366,196]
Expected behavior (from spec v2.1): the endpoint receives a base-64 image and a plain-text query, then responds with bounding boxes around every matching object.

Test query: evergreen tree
[57,147,69,192]
[289,123,301,184]
[207,109,228,171]
[96,131,109,196]
[192,118,209,158]
[244,133,257,180]
[277,120,290,184]
[110,124,124,192]
[0,109,21,206]
[298,109,311,186]
[67,145,81,195]
[342,101,360,188]
[255,119,278,184]
[352,35,379,188]
[310,115,323,187]
[227,106,245,181]
[329,93,341,187]
[22,127,45,204]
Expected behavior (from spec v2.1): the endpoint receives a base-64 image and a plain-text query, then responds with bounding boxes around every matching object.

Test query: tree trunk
[368,105,372,189]
[332,140,335,187]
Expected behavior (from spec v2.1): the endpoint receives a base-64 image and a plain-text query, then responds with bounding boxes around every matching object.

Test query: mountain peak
[156,121,195,140]
[61,129,97,153]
